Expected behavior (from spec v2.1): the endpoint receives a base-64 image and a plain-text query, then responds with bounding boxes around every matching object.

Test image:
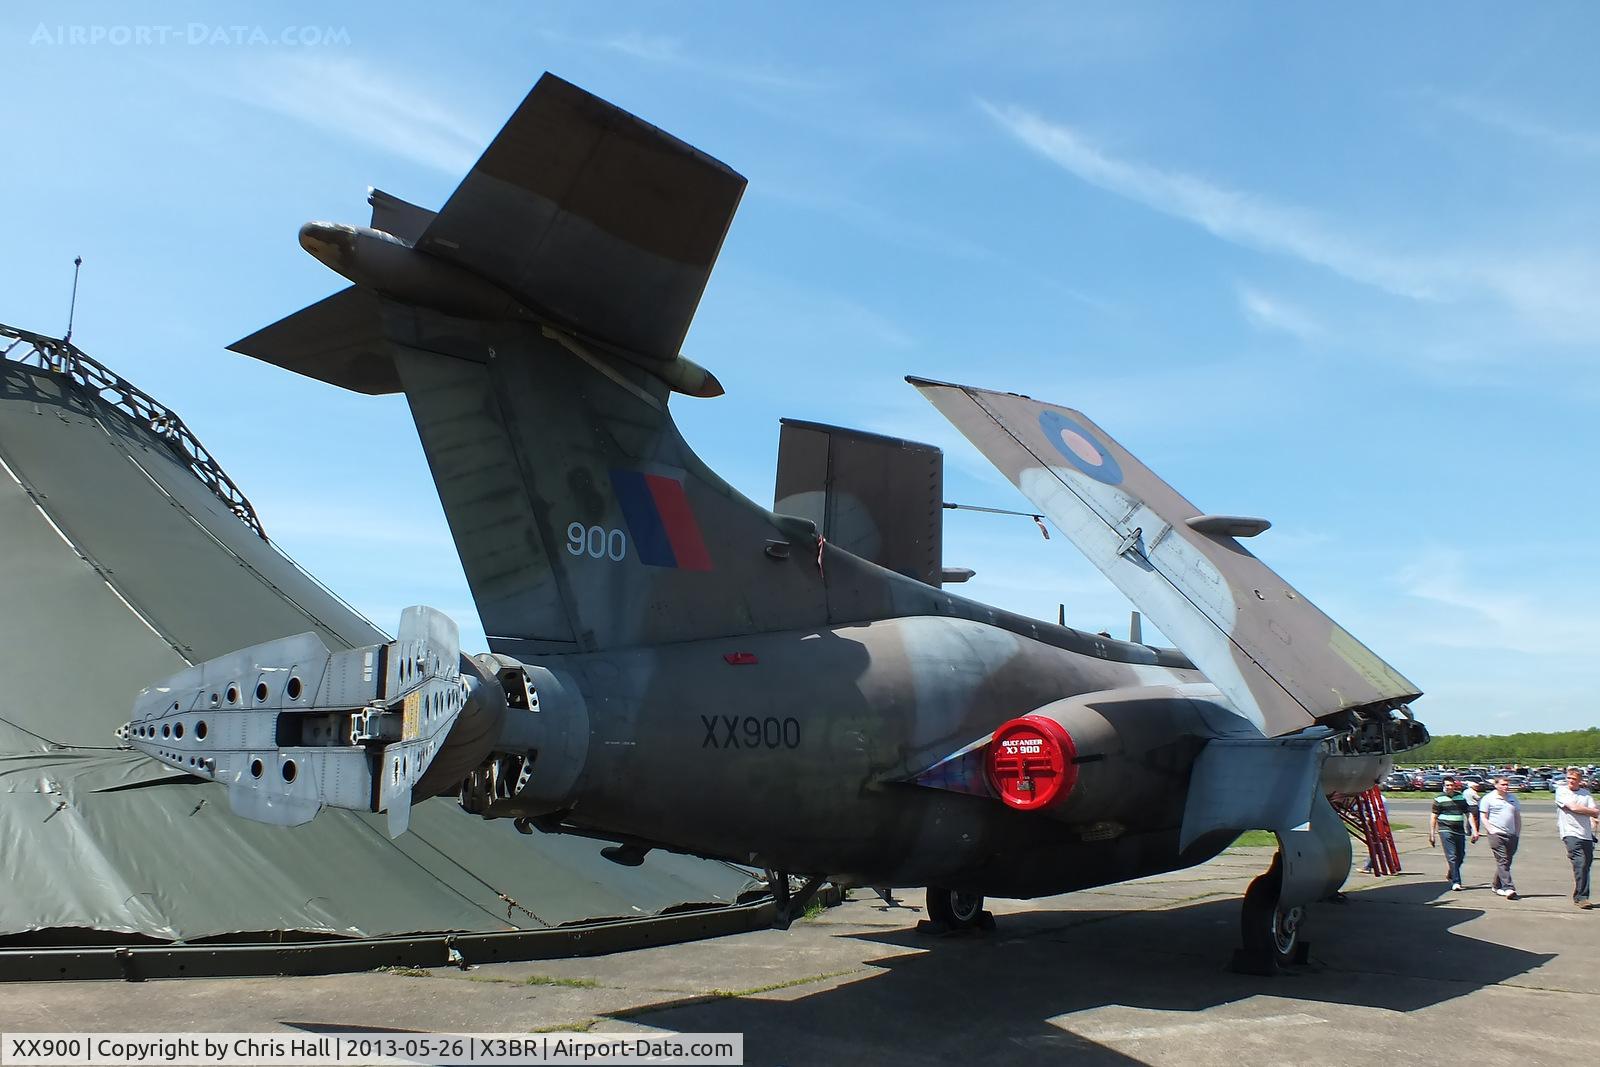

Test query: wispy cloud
[755,181,1000,264]
[1236,284,1320,339]
[704,268,917,356]
[980,100,1440,300]
[1396,547,1600,657]
[1433,92,1600,157]
[981,101,1600,344]
[546,29,830,94]
[227,54,489,175]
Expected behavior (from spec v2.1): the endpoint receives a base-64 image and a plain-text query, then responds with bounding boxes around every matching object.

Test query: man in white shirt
[1554,767,1598,909]
[1479,777,1522,899]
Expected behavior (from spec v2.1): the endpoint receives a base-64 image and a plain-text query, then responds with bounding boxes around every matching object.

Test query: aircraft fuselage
[511,614,1251,895]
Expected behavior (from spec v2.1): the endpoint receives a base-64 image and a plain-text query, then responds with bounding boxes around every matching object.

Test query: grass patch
[706,968,860,999]
[525,975,600,989]
[377,966,431,978]
[1232,823,1411,849]
[530,1019,596,1034]
[800,897,827,921]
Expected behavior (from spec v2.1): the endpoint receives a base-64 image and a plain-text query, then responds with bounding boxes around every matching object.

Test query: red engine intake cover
[986,715,1079,811]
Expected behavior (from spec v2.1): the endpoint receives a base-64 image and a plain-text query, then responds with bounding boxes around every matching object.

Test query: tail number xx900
[702,715,800,750]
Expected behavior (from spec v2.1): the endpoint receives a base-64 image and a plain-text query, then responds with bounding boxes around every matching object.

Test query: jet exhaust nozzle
[986,715,1080,812]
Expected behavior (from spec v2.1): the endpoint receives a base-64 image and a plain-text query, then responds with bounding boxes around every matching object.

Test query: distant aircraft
[122,74,1427,971]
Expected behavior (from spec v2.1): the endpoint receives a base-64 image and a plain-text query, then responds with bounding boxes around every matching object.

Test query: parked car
[1421,772,1445,792]
[1505,774,1528,792]
[1382,771,1413,791]
[1523,775,1548,792]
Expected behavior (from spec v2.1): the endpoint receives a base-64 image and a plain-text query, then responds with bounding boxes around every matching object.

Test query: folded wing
[912,377,1420,737]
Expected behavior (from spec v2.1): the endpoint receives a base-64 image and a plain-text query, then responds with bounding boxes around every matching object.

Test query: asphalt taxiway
[3,801,1595,1066]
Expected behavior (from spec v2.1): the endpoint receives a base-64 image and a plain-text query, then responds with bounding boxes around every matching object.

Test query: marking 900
[567,522,627,561]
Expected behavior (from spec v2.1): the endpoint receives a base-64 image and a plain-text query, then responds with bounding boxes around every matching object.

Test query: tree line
[1407,727,1600,765]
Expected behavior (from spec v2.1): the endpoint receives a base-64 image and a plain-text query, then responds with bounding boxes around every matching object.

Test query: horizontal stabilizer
[414,73,746,363]
[912,377,1421,737]
[228,286,399,394]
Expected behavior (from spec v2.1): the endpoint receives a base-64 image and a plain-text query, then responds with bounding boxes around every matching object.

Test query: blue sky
[4,3,1597,735]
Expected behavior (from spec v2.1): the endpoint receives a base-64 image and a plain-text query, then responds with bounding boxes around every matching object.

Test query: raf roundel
[1038,410,1124,485]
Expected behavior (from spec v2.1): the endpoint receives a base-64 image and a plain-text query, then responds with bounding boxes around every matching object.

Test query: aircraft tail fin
[381,316,888,656]
[229,73,928,654]
[912,377,1421,737]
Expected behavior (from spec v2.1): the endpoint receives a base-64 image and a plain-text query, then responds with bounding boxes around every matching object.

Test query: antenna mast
[64,256,83,343]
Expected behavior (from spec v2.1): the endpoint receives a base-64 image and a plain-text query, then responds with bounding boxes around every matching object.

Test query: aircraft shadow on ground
[606,882,1554,1067]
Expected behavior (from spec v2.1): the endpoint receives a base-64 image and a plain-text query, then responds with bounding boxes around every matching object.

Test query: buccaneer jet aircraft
[121,73,1427,971]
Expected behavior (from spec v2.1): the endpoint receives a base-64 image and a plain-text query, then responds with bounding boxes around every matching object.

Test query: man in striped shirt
[1429,777,1478,891]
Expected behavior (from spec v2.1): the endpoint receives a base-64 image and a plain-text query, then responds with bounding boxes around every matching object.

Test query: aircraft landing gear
[1234,854,1311,974]
[920,887,995,934]
[766,870,826,930]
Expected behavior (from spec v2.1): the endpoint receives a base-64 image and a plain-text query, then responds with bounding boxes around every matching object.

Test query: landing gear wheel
[1239,860,1306,972]
[926,887,986,929]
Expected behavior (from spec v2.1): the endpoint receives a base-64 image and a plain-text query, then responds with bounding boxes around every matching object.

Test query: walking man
[1429,776,1478,891]
[1554,767,1597,909]
[1479,776,1522,899]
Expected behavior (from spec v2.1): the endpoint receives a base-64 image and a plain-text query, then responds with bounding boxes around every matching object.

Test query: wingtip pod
[911,377,1421,737]
[1187,515,1270,538]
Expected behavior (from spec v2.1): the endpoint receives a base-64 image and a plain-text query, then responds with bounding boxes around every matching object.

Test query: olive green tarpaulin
[0,350,752,943]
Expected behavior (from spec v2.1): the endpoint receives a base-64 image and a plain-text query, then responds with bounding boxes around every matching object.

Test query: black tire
[1240,860,1305,970]
[926,886,985,929]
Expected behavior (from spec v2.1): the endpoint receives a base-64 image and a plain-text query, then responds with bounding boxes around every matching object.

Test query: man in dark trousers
[1429,776,1478,891]
[1554,767,1598,909]
[1479,776,1522,899]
